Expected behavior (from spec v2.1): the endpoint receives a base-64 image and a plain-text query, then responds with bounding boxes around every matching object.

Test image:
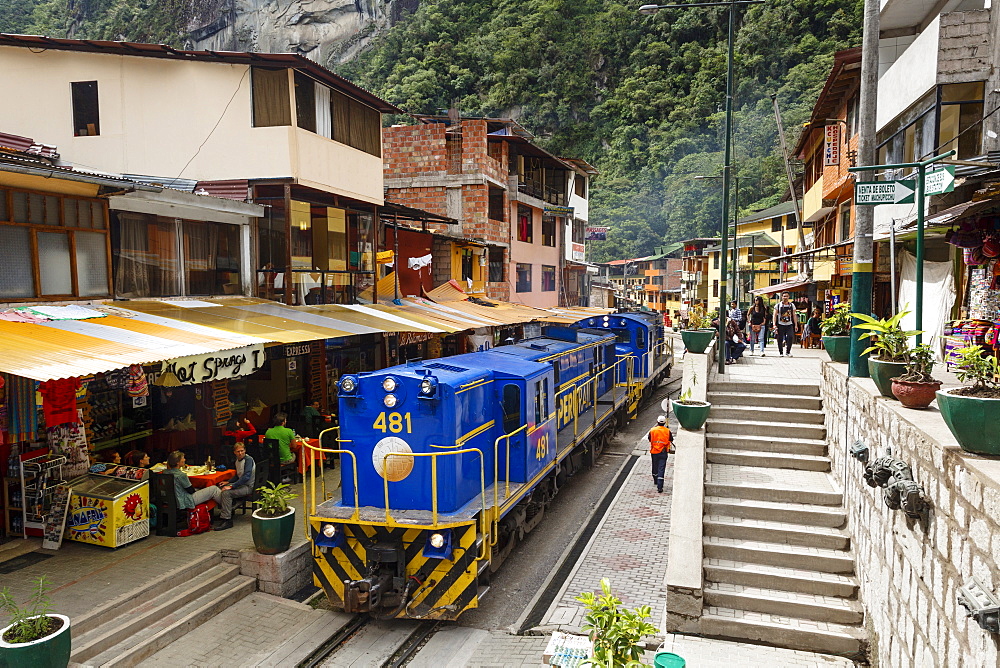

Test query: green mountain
[336,0,861,262]
[10,0,861,262]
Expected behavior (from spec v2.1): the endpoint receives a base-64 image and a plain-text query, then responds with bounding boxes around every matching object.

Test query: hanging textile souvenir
[39,377,81,428]
[7,376,38,442]
[126,364,149,398]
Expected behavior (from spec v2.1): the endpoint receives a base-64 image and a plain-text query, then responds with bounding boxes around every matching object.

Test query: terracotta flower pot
[890,378,942,409]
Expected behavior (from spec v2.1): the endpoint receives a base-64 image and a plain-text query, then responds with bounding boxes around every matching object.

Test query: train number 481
[373,412,413,434]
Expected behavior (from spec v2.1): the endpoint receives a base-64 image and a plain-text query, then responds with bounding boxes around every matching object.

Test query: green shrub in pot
[890,343,942,409]
[251,481,299,555]
[852,309,921,398]
[0,576,71,668]
[820,303,852,362]
[937,345,1000,455]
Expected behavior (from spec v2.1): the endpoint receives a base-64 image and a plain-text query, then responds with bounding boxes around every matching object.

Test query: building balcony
[802,175,836,223]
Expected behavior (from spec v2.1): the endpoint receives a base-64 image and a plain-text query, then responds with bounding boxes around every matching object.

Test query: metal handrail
[303,427,360,539]
[380,448,487,532]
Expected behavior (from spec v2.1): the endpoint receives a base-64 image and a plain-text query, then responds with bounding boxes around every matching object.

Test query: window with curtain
[0,187,111,299]
[542,216,556,247]
[112,213,244,298]
[251,67,292,127]
[331,89,381,157]
[294,71,316,133]
[516,263,531,292]
[517,207,532,243]
[489,248,504,282]
[542,265,556,291]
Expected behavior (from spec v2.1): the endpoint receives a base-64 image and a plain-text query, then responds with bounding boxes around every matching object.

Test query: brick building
[383,116,591,307]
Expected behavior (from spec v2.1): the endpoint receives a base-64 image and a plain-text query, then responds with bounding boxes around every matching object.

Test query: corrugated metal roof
[0,308,269,381]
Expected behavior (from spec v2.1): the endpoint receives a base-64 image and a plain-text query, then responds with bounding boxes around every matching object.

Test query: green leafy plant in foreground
[851,309,921,362]
[1,575,57,644]
[954,345,1000,392]
[576,578,658,667]
[897,343,939,383]
[254,481,298,517]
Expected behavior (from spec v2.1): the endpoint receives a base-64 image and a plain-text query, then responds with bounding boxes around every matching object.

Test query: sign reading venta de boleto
[162,344,266,384]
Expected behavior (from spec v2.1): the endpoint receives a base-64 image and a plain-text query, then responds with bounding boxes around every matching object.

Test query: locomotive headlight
[315,523,344,548]
[384,394,398,408]
[322,524,337,538]
[340,376,357,393]
[382,377,397,392]
[420,378,437,396]
[423,528,453,559]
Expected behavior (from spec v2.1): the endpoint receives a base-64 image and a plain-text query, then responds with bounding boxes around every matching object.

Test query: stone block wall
[937,10,992,83]
[385,185,448,218]
[822,362,1000,667]
[238,542,312,597]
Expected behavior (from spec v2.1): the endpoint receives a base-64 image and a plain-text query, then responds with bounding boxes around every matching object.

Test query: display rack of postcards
[4,445,23,536]
[20,452,66,538]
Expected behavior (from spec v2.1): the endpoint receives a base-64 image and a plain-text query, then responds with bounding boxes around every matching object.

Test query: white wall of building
[876,16,940,130]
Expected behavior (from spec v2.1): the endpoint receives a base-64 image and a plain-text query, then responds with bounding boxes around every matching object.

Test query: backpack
[178,503,212,536]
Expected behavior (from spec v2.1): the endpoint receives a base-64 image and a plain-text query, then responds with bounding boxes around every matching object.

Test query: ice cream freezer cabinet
[65,467,150,548]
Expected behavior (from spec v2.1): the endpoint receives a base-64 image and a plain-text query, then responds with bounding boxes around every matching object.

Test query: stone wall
[937,9,992,84]
[822,362,1000,667]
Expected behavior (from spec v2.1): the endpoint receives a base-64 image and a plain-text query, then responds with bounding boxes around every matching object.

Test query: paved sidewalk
[539,447,673,631]
[0,470,338,619]
[143,592,349,667]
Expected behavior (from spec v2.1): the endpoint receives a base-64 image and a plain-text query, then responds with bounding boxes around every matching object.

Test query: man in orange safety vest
[648,415,672,493]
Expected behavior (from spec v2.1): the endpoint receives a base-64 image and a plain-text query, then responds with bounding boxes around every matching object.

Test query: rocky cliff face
[185,0,416,65]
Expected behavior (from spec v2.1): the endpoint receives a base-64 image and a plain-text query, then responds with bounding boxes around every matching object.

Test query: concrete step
[706,482,842,507]
[704,536,856,574]
[704,496,845,528]
[708,381,819,397]
[701,606,865,657]
[708,405,826,425]
[706,448,831,471]
[707,391,823,411]
[71,552,221,640]
[707,418,826,440]
[77,574,256,667]
[704,583,863,625]
[706,434,826,456]
[704,559,858,598]
[704,516,849,550]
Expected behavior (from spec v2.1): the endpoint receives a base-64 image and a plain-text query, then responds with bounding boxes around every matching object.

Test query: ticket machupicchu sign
[855,179,915,205]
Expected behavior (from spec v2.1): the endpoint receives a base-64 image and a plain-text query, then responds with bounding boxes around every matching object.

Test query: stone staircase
[699,380,866,658]
[70,552,255,667]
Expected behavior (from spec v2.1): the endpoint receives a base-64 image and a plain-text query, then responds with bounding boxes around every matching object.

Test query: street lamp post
[642,0,763,374]
[694,173,741,305]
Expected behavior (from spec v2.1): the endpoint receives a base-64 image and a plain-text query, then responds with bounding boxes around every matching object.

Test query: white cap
[657,415,666,424]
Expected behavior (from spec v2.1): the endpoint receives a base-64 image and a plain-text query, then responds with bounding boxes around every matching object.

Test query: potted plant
[821,303,852,363]
[0,576,71,668]
[936,345,1000,455]
[680,305,715,354]
[670,381,711,431]
[852,309,921,398]
[890,343,942,409]
[251,481,298,555]
[576,578,659,668]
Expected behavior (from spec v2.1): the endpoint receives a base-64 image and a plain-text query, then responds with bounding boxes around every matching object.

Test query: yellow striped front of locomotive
[310,517,480,620]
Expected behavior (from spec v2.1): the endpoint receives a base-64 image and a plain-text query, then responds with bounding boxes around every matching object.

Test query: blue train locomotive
[308,312,672,620]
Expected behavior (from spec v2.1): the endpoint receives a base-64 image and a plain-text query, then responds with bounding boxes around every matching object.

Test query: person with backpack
[163,450,220,532]
[647,415,672,493]
[773,292,799,357]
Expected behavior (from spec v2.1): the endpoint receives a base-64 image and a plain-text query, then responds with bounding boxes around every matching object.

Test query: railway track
[298,615,439,668]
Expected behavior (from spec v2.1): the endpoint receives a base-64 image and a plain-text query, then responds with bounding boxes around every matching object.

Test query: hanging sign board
[855,180,915,205]
[161,344,265,385]
[824,124,841,166]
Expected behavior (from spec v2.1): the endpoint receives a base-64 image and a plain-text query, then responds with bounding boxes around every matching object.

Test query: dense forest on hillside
[4,0,861,261]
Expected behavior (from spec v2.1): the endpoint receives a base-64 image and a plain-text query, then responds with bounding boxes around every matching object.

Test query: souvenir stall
[64,464,150,548]
[942,213,1000,367]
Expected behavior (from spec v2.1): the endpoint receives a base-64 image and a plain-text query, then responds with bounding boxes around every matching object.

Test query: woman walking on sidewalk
[747,296,769,356]
[773,292,798,357]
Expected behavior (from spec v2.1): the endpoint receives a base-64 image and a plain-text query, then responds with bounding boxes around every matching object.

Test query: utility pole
[848,0,880,377]
[771,95,806,264]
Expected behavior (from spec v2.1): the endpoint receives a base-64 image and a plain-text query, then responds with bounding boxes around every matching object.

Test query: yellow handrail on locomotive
[493,424,528,510]
[303,427,361,540]
[379,448,487,527]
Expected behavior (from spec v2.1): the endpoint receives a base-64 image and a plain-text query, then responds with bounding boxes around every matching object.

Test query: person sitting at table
[124,450,150,468]
[214,441,255,531]
[302,400,325,422]
[223,416,256,443]
[104,450,121,465]
[264,413,298,467]
[163,450,220,512]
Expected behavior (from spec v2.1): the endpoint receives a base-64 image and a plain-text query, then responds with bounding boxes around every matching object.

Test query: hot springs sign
[161,344,266,385]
